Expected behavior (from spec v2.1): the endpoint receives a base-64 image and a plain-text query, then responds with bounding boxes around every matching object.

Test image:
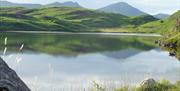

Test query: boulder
[139,78,156,86]
[169,51,176,57]
[0,58,31,91]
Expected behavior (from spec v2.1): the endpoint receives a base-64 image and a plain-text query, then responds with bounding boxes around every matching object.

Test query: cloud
[128,0,179,14]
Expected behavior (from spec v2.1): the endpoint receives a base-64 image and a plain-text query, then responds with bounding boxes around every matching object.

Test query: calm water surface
[0,33,179,91]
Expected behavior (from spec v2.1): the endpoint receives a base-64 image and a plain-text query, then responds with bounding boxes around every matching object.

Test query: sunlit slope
[0,7,158,32]
[139,10,180,34]
[154,10,180,60]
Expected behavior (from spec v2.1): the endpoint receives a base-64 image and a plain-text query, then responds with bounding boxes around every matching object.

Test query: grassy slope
[163,11,180,60]
[147,10,180,59]
[138,10,180,34]
[133,10,180,60]
[98,15,158,33]
[0,7,158,32]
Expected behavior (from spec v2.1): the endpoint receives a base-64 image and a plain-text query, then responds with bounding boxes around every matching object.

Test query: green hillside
[138,10,180,34]
[131,15,158,26]
[154,10,180,60]
[133,10,180,59]
[0,7,158,32]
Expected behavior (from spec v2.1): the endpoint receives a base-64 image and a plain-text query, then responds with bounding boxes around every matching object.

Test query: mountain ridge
[0,1,82,8]
[153,13,169,19]
[0,1,42,8]
[98,2,147,16]
[45,1,82,8]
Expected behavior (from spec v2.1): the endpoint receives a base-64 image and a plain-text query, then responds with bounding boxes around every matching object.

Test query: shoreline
[0,31,162,37]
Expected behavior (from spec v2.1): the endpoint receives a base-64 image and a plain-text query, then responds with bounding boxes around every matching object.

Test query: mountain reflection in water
[0,33,179,91]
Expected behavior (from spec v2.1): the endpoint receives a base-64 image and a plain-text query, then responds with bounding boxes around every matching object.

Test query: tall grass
[90,80,180,91]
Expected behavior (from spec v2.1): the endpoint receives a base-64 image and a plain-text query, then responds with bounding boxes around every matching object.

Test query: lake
[0,33,179,91]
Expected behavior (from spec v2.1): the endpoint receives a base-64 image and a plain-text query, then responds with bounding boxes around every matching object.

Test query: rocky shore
[155,37,180,61]
[155,40,177,55]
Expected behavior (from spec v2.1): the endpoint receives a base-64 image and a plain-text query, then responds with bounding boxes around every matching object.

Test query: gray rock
[139,78,156,86]
[0,57,31,91]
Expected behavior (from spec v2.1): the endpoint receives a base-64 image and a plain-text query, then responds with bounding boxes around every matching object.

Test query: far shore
[0,31,162,37]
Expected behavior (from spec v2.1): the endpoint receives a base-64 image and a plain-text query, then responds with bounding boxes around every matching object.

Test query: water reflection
[0,33,179,91]
[0,33,158,55]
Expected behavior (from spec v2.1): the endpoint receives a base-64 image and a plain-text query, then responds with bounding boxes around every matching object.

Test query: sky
[5,0,180,15]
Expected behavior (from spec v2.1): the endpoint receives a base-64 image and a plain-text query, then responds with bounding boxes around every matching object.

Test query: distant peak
[49,1,79,5]
[153,13,170,19]
[62,1,79,5]
[1,0,7,1]
[113,2,130,5]
[98,2,146,17]
[105,2,133,8]
[0,0,10,2]
[155,13,169,15]
[117,2,129,4]
[46,1,82,8]
[51,2,61,4]
[63,1,78,4]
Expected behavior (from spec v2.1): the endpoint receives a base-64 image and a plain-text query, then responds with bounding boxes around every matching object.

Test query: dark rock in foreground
[0,58,31,91]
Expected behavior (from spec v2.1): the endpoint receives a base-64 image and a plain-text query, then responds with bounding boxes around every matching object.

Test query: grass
[131,10,180,60]
[95,28,136,33]
[156,10,180,60]
[90,80,180,91]
[136,10,180,34]
[0,7,158,32]
[135,80,180,91]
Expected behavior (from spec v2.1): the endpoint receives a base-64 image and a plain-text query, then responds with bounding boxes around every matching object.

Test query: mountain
[98,2,147,16]
[0,1,82,8]
[154,13,169,19]
[45,1,82,8]
[0,1,42,8]
[0,7,128,31]
[0,7,158,32]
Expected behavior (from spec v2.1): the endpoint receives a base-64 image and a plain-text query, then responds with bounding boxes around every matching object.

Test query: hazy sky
[5,0,180,15]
